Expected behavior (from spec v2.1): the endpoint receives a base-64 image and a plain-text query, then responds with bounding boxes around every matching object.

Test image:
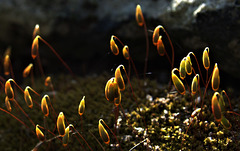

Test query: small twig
[31,131,77,151]
[129,138,148,151]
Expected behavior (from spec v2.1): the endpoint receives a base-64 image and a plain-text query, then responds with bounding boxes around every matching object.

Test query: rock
[0,0,239,90]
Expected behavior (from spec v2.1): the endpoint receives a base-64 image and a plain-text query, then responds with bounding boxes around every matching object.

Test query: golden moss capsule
[135,4,144,27]
[211,92,222,123]
[179,57,187,79]
[5,79,14,101]
[185,55,192,75]
[33,24,40,39]
[57,112,66,137]
[36,124,45,141]
[45,76,52,87]
[41,95,50,117]
[4,55,10,76]
[62,124,73,147]
[157,36,165,56]
[98,119,110,145]
[211,63,220,91]
[122,45,130,60]
[24,86,33,108]
[152,25,162,46]
[110,35,119,55]
[115,65,125,91]
[202,47,210,70]
[221,116,232,129]
[171,68,185,95]
[31,35,40,59]
[191,74,199,95]
[78,96,85,116]
[105,77,120,103]
[23,63,33,78]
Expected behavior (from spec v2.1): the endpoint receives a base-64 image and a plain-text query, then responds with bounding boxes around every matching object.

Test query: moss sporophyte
[0,4,239,151]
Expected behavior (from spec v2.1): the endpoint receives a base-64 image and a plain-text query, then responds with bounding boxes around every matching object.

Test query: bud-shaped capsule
[185,55,192,75]
[78,96,85,116]
[179,57,187,80]
[5,79,14,101]
[33,24,40,39]
[45,76,52,87]
[211,63,220,91]
[4,55,10,76]
[110,36,119,55]
[171,68,185,95]
[191,74,199,95]
[23,63,33,78]
[98,119,110,145]
[221,116,232,129]
[202,47,210,70]
[31,35,40,59]
[122,45,130,60]
[156,36,165,56]
[115,65,125,91]
[36,124,45,141]
[62,124,73,147]
[24,86,33,108]
[211,92,222,122]
[105,77,120,103]
[135,4,144,26]
[152,25,162,46]
[41,95,50,117]
[57,112,66,137]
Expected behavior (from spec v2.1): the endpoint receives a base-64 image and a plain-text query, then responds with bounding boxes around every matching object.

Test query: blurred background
[0,0,240,91]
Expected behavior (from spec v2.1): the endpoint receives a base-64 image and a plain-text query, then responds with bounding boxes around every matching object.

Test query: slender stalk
[13,99,35,127]
[89,131,105,151]
[143,19,149,78]
[129,138,148,151]
[38,37,74,76]
[101,120,122,151]
[0,107,35,135]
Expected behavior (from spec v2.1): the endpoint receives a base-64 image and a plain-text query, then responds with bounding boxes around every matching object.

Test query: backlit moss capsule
[221,116,232,129]
[41,95,50,117]
[115,65,125,91]
[23,63,33,78]
[185,55,192,75]
[45,76,52,87]
[191,74,199,95]
[57,112,66,137]
[211,63,220,91]
[5,96,11,112]
[33,24,40,39]
[135,4,144,27]
[211,92,222,123]
[4,55,10,76]
[98,119,110,145]
[152,25,162,46]
[36,124,45,141]
[78,96,85,116]
[31,35,40,59]
[122,45,130,60]
[202,47,210,70]
[24,86,33,108]
[179,57,187,80]
[110,35,119,55]
[105,77,120,103]
[157,36,165,56]
[5,79,14,101]
[171,68,185,95]
[62,124,73,147]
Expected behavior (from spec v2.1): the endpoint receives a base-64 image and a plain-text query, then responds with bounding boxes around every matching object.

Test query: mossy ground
[0,73,239,150]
